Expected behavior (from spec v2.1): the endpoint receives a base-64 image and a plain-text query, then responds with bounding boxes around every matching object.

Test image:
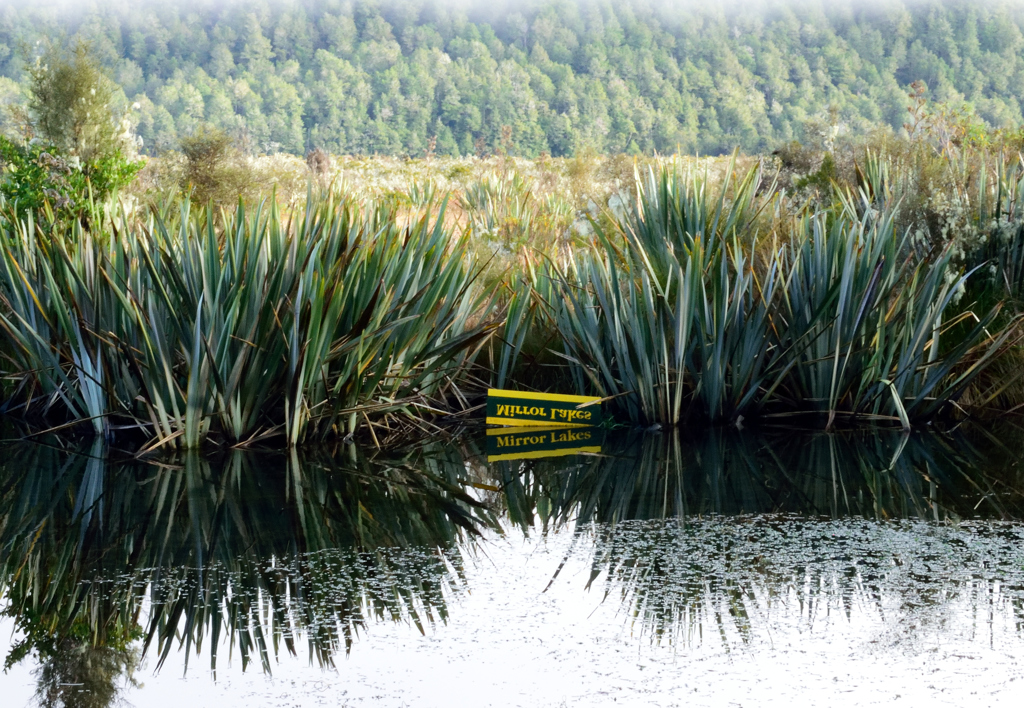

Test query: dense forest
[0,0,1023,157]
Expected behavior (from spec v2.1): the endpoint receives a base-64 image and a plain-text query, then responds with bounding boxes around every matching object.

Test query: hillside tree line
[0,0,1021,156]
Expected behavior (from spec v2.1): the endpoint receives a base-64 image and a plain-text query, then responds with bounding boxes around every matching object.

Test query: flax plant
[533,159,780,425]
[775,193,1011,427]
[515,157,1012,428]
[0,192,496,448]
[0,212,133,437]
[980,157,1024,300]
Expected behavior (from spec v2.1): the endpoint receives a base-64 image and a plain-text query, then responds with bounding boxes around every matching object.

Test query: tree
[0,39,142,219]
[5,2,1024,157]
[28,39,133,162]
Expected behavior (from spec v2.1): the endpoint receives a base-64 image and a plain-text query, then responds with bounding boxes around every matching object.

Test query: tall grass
[0,193,496,448]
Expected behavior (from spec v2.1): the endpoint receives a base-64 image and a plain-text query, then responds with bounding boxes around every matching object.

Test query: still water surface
[3,426,1024,706]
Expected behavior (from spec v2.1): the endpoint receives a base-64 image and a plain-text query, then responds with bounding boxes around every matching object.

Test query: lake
[3,425,1024,707]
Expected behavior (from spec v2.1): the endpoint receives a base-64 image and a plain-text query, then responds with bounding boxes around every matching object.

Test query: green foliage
[4,145,1024,438]
[0,136,141,218]
[27,39,130,162]
[517,159,1017,427]
[0,193,496,448]
[774,195,1009,426]
[3,1,1024,157]
[0,38,141,220]
[461,170,573,287]
[795,152,838,195]
[178,125,253,205]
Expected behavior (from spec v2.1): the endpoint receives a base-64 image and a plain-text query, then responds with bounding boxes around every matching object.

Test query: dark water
[3,425,1024,707]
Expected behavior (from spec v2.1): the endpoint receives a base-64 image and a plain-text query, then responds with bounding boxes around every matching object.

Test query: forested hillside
[0,0,1023,157]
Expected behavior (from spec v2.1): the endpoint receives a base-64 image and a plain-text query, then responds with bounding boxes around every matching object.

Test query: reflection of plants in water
[0,440,495,685]
[32,638,140,708]
[4,425,1024,697]
[488,426,1024,645]
[4,574,141,708]
[493,426,1023,530]
[579,517,1024,649]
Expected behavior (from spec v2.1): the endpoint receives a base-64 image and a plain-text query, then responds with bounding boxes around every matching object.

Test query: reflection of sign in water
[487,426,603,461]
[486,388,602,428]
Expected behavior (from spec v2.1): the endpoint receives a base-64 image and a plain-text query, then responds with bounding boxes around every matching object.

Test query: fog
[5,0,1019,20]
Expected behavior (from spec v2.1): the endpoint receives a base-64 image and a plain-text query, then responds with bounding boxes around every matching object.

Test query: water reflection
[30,640,140,708]
[488,426,1024,648]
[0,439,494,702]
[2,426,1024,705]
[492,427,1024,528]
[580,517,1024,648]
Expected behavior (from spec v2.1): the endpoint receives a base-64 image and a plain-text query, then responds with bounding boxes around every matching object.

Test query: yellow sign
[485,388,603,428]
[486,426,603,462]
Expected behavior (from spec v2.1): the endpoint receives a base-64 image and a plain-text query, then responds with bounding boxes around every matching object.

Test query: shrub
[178,126,253,205]
[0,39,142,221]
[306,147,331,185]
[0,136,140,219]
